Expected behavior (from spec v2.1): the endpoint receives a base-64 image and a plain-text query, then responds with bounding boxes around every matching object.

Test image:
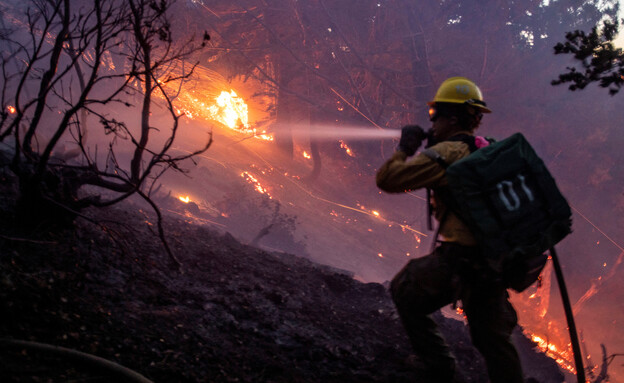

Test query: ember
[339,140,355,157]
[241,171,271,198]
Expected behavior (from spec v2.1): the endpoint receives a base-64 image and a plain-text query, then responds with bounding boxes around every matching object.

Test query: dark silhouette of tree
[0,0,211,268]
[553,19,624,95]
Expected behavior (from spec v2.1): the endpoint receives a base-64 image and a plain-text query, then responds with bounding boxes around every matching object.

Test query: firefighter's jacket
[376,137,477,246]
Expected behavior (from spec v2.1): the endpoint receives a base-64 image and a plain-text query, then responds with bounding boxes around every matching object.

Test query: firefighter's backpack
[429,133,572,292]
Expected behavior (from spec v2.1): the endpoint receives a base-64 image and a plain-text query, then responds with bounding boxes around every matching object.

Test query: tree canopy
[553,19,624,95]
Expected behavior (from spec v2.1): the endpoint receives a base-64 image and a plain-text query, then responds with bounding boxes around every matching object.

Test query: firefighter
[376,77,524,383]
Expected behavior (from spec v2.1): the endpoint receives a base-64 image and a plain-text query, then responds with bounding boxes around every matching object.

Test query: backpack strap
[421,148,448,232]
[421,149,445,232]
[421,148,449,169]
[446,133,479,153]
[421,135,478,240]
[421,133,479,167]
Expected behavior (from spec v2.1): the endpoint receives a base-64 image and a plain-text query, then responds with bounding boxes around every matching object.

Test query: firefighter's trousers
[390,242,524,383]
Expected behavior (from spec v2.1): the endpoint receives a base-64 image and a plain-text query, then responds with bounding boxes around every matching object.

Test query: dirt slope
[0,180,564,382]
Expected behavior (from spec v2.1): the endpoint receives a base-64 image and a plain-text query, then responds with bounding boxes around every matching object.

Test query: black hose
[0,338,154,383]
[550,247,586,383]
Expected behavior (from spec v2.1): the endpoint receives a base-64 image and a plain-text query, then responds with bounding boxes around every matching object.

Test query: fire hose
[0,339,154,383]
[550,247,586,383]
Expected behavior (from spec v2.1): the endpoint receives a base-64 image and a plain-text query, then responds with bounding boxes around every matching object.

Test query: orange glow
[178,196,191,203]
[530,334,576,374]
[339,140,355,157]
[154,67,274,140]
[357,203,382,219]
[241,171,271,198]
[204,90,273,140]
[256,133,274,141]
[303,151,311,159]
[209,90,249,130]
[7,105,16,114]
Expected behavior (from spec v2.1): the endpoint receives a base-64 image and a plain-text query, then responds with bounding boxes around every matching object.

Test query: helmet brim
[427,100,492,113]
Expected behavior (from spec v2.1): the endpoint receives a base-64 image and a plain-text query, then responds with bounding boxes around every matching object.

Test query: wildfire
[6,105,16,114]
[303,151,311,159]
[256,133,274,141]
[530,334,577,374]
[154,65,274,140]
[178,196,191,203]
[208,90,249,130]
[205,90,273,140]
[241,171,271,198]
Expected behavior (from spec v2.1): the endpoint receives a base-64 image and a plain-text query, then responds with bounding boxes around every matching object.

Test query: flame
[256,133,274,141]
[208,90,249,130]
[529,334,577,374]
[152,65,274,140]
[7,105,16,114]
[302,151,311,159]
[202,90,273,140]
[178,196,191,203]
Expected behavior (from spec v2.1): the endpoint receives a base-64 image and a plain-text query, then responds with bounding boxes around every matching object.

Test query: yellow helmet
[428,77,492,113]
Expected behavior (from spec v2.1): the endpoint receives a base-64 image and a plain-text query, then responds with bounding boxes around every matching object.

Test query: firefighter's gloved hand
[397,125,425,156]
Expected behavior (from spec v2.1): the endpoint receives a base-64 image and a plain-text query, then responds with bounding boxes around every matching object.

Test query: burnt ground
[0,175,564,382]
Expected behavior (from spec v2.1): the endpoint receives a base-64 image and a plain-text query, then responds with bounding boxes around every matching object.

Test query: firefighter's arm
[375,150,445,193]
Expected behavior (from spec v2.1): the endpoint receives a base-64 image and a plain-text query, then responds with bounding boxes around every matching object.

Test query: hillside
[0,173,564,382]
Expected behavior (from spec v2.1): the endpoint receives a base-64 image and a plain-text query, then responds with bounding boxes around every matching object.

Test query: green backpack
[425,133,572,292]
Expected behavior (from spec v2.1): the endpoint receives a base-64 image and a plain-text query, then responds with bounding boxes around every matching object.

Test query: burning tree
[0,0,211,265]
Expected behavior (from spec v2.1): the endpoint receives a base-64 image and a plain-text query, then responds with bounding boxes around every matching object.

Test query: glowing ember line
[571,205,624,252]
[339,140,355,157]
[241,171,271,198]
[245,148,427,238]
[529,334,576,374]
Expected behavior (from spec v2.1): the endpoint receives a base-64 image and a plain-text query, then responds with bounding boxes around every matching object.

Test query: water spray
[274,123,402,141]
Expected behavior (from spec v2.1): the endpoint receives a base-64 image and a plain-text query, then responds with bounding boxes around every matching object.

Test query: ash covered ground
[0,173,565,382]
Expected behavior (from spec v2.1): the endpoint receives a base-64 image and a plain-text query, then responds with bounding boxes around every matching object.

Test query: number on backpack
[496,174,535,212]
